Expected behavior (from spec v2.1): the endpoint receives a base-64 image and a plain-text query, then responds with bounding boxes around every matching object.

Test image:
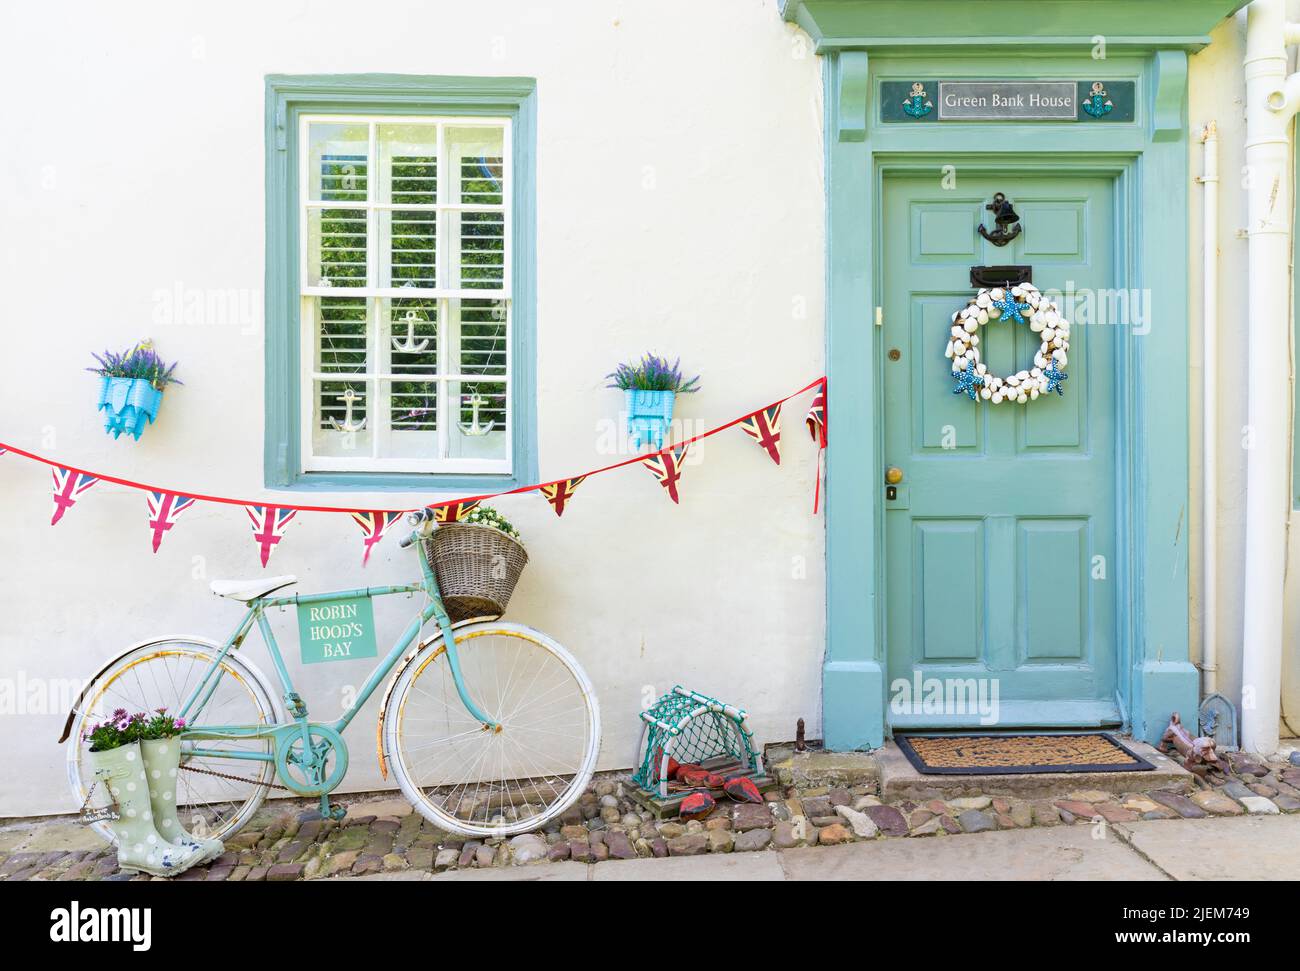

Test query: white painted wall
[0,0,826,816]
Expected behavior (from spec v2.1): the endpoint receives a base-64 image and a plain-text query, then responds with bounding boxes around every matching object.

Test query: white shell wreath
[947,283,1070,403]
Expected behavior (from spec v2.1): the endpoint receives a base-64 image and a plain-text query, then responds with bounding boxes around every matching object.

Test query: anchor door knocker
[978,192,1022,247]
[458,393,496,436]
[329,387,367,432]
[392,310,430,353]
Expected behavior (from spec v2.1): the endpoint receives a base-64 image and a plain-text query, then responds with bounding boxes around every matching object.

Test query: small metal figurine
[1159,711,1221,770]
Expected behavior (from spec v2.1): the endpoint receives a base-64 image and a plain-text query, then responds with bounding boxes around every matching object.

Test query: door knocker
[978,192,1022,247]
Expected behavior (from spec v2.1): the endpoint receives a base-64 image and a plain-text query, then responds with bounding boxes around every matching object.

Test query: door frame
[804,25,1211,749]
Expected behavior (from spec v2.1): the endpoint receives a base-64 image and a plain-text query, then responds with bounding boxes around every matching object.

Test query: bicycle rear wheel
[67,638,282,845]
[383,622,600,837]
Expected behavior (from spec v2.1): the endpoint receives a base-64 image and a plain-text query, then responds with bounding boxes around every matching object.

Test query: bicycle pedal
[326,803,347,821]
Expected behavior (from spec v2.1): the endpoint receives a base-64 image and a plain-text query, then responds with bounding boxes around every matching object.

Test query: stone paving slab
[432,861,590,882]
[877,740,1194,802]
[778,823,1168,881]
[591,850,785,881]
[1113,813,1300,880]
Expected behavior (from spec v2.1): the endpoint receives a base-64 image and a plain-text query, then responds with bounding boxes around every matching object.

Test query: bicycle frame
[173,532,495,814]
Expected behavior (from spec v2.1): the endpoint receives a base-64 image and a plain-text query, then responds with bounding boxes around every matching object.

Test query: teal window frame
[264,74,537,492]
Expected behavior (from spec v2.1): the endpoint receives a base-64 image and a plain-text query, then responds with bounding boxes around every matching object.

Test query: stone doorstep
[876,740,1195,802]
[765,746,881,788]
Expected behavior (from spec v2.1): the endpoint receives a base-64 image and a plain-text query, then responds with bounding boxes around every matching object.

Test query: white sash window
[300,116,511,473]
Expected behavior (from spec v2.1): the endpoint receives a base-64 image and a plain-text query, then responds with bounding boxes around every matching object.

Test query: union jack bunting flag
[739,403,782,465]
[805,382,827,448]
[539,476,586,517]
[146,491,196,553]
[51,467,100,526]
[805,381,827,514]
[641,444,692,504]
[432,501,479,523]
[351,510,405,565]
[245,505,297,567]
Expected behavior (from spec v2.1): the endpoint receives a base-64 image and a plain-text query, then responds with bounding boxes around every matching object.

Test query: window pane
[384,297,438,376]
[388,379,439,442]
[316,297,368,374]
[448,379,507,461]
[457,298,507,377]
[309,124,369,202]
[448,126,504,205]
[308,208,368,287]
[381,209,436,289]
[313,379,372,457]
[455,210,505,289]
[378,124,438,204]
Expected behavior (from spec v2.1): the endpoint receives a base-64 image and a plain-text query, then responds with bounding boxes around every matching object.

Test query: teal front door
[882,173,1120,729]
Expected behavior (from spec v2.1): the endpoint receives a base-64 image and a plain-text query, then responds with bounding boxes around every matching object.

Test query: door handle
[885,467,904,485]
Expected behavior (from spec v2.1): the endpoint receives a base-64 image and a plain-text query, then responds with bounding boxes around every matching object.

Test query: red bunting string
[0,376,826,563]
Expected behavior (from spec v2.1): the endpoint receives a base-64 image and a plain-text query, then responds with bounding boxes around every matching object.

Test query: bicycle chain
[179,762,291,792]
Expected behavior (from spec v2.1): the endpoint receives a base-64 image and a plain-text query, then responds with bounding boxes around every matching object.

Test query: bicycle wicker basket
[423,522,529,623]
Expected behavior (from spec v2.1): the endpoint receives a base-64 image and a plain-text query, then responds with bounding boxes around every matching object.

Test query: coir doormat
[895,733,1155,775]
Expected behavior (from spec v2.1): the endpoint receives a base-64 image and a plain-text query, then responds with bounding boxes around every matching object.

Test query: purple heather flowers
[605,354,701,394]
[87,346,182,390]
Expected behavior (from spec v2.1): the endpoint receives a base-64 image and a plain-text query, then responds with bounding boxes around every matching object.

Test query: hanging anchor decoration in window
[978,192,1022,247]
[458,393,496,436]
[392,309,430,353]
[1082,82,1114,118]
[329,387,367,432]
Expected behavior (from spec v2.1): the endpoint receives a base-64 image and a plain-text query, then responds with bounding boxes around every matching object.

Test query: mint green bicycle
[62,510,601,839]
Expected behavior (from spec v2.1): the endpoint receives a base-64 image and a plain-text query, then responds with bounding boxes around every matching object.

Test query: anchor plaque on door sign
[1081,81,1114,118]
[901,82,933,118]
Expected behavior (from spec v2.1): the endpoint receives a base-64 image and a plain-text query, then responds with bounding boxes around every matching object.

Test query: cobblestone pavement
[3,749,1297,882]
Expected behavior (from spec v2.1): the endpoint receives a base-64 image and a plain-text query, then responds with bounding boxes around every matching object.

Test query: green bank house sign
[297,596,379,664]
[883,79,1135,122]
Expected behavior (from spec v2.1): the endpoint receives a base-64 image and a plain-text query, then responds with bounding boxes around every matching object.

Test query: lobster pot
[631,686,763,798]
[424,523,528,623]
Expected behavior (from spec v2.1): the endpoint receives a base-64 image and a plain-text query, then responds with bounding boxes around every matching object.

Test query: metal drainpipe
[1241,0,1299,755]
[1198,122,1220,698]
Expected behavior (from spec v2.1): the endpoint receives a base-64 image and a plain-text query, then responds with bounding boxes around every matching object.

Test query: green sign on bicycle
[297,596,378,664]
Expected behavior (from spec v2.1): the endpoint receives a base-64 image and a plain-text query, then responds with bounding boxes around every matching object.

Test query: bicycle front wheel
[383,622,600,838]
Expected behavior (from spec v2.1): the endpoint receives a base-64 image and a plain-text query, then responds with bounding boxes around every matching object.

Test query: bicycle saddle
[210,575,298,602]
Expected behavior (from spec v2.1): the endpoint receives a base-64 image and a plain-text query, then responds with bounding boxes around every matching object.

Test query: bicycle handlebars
[397,508,436,549]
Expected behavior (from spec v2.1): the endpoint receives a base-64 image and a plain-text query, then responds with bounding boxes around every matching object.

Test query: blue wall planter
[97,376,164,440]
[625,389,675,449]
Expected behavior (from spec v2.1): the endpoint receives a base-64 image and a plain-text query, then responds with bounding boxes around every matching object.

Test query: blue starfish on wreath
[991,292,1031,325]
[952,365,984,399]
[1044,359,1068,395]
